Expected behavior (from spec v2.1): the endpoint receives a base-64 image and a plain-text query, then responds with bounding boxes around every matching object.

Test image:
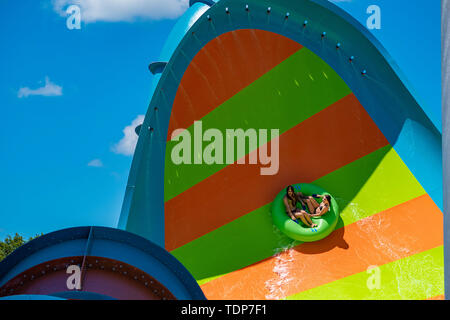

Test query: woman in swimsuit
[303,194,331,217]
[283,185,318,228]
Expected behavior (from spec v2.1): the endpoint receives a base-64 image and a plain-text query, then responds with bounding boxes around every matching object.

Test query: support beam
[442,0,450,300]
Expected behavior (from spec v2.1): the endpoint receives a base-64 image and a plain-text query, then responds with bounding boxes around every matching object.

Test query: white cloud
[112,115,145,156]
[87,159,103,167]
[18,77,63,98]
[52,0,189,23]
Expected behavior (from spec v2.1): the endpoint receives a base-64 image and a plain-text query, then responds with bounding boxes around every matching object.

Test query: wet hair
[325,195,331,204]
[286,185,298,204]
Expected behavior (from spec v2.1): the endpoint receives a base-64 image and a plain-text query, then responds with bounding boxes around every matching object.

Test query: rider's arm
[296,192,308,207]
[283,197,296,220]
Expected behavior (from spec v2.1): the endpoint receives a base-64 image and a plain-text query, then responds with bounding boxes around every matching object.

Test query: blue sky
[331,0,441,128]
[0,0,441,239]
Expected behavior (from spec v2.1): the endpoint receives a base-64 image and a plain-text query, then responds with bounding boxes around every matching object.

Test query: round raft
[271,183,340,242]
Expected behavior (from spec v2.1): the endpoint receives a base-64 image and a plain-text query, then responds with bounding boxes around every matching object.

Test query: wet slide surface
[164,29,443,299]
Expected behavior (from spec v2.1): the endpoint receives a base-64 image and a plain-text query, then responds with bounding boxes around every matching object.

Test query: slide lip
[271,183,340,242]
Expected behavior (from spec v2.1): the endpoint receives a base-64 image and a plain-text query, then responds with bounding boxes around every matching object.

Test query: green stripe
[285,246,444,300]
[164,48,352,201]
[171,146,426,282]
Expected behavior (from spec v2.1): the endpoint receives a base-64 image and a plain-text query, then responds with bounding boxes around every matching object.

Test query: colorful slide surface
[119,0,443,299]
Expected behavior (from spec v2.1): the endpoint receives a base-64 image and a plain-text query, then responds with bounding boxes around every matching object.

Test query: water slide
[119,0,444,299]
[0,227,205,300]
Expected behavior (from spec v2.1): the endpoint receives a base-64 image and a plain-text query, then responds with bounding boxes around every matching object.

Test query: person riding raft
[283,185,331,228]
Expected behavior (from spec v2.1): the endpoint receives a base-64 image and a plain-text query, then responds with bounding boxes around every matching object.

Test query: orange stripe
[200,194,443,300]
[427,294,445,300]
[168,29,302,139]
[165,94,388,250]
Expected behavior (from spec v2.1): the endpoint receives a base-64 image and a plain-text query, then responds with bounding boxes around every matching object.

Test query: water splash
[265,248,296,300]
[356,212,412,261]
[353,205,426,299]
[264,225,299,300]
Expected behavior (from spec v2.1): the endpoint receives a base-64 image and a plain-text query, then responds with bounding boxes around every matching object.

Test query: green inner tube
[271,183,340,242]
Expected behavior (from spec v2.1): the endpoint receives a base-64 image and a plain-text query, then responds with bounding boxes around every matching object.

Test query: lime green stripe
[164,48,352,201]
[285,246,444,300]
[197,274,225,286]
[171,146,426,282]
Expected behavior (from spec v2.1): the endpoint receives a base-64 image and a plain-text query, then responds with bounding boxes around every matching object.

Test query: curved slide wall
[119,0,443,299]
[0,227,205,300]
